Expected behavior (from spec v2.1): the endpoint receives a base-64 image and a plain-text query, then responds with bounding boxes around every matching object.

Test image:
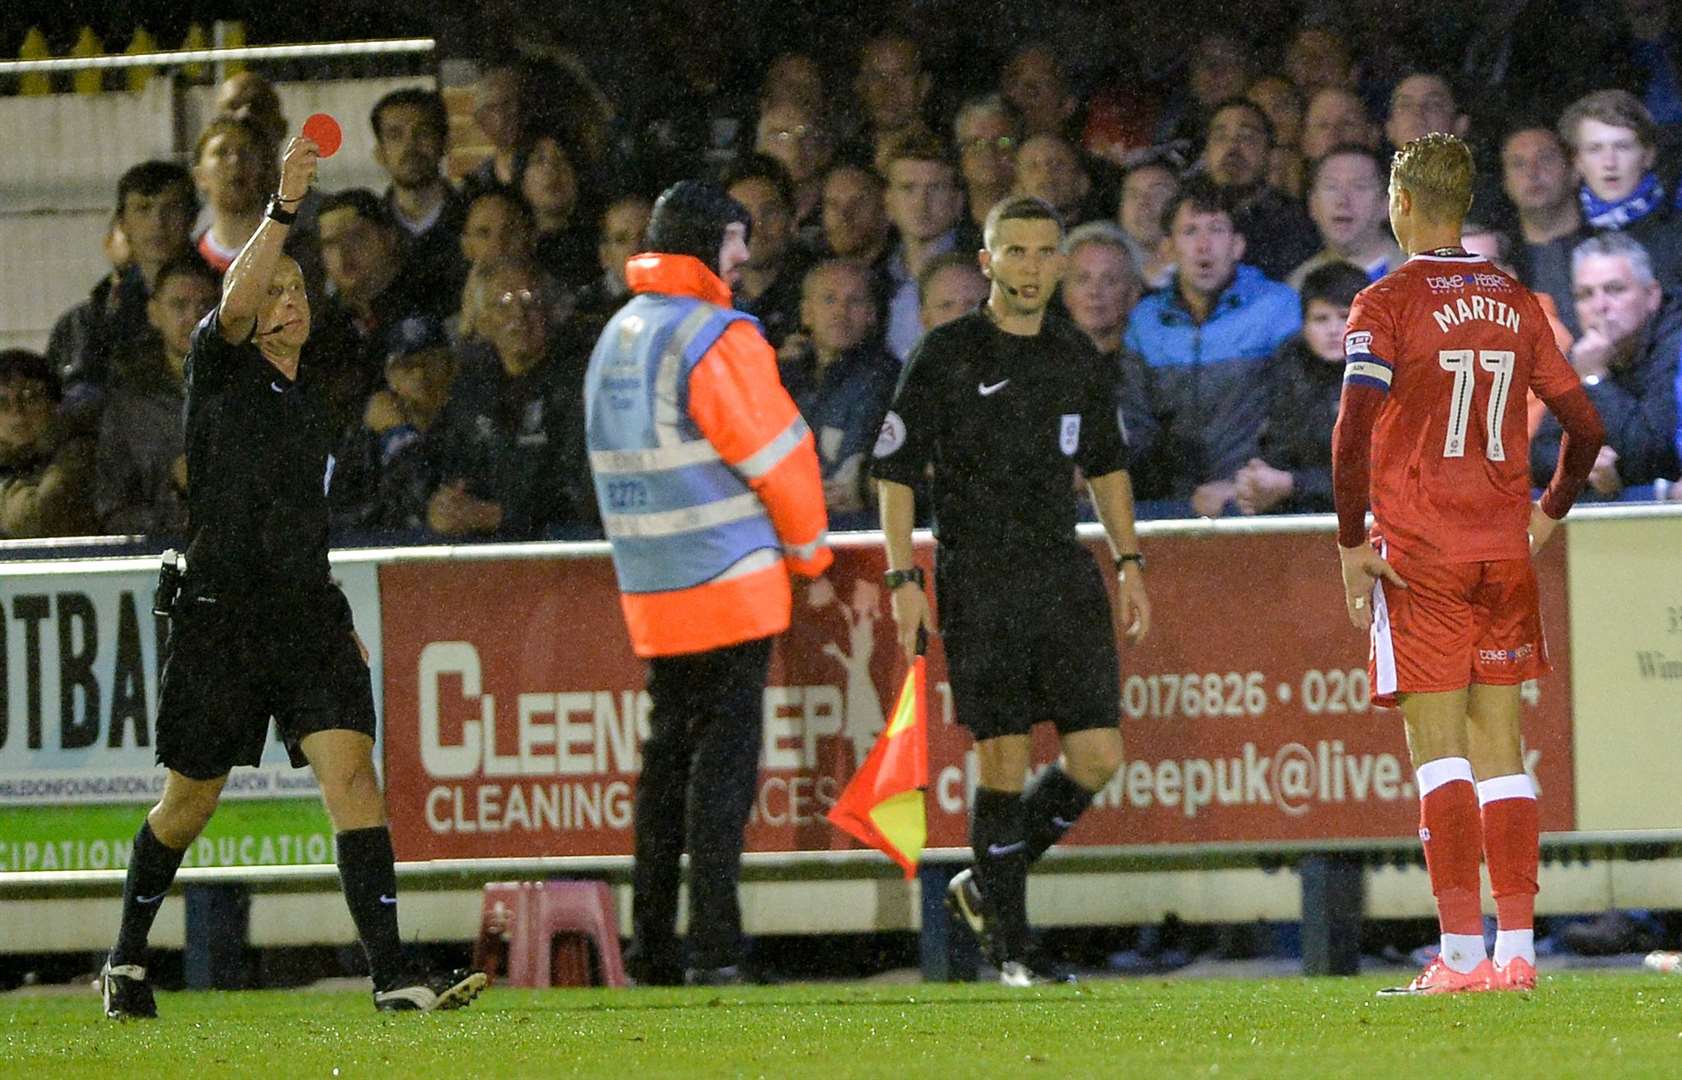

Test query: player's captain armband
[1343,350,1393,392]
[873,410,907,457]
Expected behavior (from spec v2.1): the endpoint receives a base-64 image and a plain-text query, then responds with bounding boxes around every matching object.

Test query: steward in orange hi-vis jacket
[583,181,832,986]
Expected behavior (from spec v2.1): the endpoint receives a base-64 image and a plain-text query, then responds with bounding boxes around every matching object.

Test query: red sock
[1478,774,1539,931]
[1416,757,1484,936]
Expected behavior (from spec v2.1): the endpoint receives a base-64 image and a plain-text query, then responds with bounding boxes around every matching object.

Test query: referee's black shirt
[181,309,336,603]
[871,310,1128,559]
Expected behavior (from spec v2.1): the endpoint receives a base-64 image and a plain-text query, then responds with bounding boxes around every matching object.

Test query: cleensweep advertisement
[376,531,1576,862]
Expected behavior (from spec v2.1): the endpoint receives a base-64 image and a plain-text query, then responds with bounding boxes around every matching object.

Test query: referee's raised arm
[217,134,317,343]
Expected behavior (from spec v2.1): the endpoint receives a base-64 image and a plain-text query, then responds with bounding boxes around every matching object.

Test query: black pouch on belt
[152,548,184,617]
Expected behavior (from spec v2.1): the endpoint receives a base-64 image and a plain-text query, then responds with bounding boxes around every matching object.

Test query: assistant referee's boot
[998,948,1077,988]
[373,967,488,1012]
[945,868,994,962]
[101,956,158,1020]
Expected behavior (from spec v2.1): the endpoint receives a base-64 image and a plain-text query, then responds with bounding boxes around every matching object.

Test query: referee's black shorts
[936,543,1121,743]
[155,582,376,781]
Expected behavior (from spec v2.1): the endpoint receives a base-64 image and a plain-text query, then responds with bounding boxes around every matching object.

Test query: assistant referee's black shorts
[155,583,376,781]
[936,543,1121,742]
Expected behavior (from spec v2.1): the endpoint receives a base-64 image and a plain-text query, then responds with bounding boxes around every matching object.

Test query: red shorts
[1367,540,1550,708]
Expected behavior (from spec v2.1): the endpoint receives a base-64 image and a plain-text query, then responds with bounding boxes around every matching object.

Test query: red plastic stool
[472,880,628,988]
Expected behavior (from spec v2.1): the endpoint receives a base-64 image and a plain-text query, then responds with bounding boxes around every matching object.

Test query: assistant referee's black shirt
[871,310,1129,557]
[182,309,336,602]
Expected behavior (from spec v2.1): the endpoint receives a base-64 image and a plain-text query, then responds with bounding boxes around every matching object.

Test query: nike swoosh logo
[978,379,1010,396]
[1052,816,1079,830]
[986,841,1026,857]
[379,894,397,905]
[271,381,287,393]
[136,893,166,905]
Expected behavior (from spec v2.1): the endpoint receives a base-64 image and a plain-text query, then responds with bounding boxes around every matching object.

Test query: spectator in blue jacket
[1124,177,1300,513]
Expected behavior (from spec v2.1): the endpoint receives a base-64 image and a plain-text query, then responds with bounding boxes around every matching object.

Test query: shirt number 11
[1439,348,1515,461]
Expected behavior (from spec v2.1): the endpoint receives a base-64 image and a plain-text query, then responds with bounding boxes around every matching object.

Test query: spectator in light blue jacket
[1124,177,1300,513]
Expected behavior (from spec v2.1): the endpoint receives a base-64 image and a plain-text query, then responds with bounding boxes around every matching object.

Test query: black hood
[645,180,751,276]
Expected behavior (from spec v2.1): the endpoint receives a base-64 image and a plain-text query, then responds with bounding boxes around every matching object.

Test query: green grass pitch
[7,974,1682,1078]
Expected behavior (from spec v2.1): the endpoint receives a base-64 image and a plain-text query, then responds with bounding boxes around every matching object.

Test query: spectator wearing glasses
[953,95,1023,240]
[0,350,95,539]
[754,99,832,241]
[426,256,596,539]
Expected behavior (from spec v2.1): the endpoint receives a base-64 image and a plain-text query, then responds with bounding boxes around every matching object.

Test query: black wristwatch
[883,567,925,590]
[265,195,298,225]
[1115,553,1146,573]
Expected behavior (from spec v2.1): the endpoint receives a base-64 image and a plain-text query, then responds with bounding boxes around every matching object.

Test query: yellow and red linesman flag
[826,648,928,878]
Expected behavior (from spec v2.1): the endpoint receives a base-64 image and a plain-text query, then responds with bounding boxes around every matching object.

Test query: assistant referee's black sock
[971,786,1030,960]
[113,820,186,967]
[1021,764,1100,865]
[335,826,404,989]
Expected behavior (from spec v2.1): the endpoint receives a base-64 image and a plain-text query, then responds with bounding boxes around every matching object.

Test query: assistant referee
[873,194,1152,987]
[100,134,484,1018]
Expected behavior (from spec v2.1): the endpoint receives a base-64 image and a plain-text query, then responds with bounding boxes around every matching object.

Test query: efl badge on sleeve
[874,411,907,458]
[1059,413,1081,456]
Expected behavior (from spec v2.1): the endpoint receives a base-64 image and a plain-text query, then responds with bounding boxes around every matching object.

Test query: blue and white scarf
[1580,171,1665,230]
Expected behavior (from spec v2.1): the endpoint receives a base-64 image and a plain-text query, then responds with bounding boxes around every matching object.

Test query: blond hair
[1389,132,1474,224]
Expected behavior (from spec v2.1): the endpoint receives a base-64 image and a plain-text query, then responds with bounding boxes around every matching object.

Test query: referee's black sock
[113,820,186,966]
[971,786,1030,960]
[1021,764,1099,865]
[335,826,404,989]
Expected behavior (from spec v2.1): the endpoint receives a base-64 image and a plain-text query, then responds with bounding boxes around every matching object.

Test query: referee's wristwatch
[1115,553,1146,573]
[883,567,925,591]
[265,195,299,226]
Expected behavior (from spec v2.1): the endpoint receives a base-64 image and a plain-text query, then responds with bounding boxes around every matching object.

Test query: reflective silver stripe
[603,491,762,539]
[653,305,725,446]
[1344,360,1393,388]
[736,416,810,479]
[713,548,781,583]
[590,440,721,475]
[784,532,828,561]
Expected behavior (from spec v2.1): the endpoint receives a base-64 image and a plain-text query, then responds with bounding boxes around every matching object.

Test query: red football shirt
[1342,253,1581,562]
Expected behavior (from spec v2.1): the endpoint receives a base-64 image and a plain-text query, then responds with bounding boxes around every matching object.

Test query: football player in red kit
[1332,134,1605,995]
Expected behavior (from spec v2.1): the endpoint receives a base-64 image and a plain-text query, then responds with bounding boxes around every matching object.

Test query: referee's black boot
[101,956,158,1020]
[373,967,488,1012]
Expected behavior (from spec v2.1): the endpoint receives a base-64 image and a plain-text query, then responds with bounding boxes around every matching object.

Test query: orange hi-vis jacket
[585,253,832,657]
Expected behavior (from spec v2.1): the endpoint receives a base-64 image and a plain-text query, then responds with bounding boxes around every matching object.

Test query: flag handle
[915,624,928,657]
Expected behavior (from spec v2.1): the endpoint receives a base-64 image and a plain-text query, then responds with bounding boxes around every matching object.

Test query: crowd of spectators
[10,5,1682,545]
